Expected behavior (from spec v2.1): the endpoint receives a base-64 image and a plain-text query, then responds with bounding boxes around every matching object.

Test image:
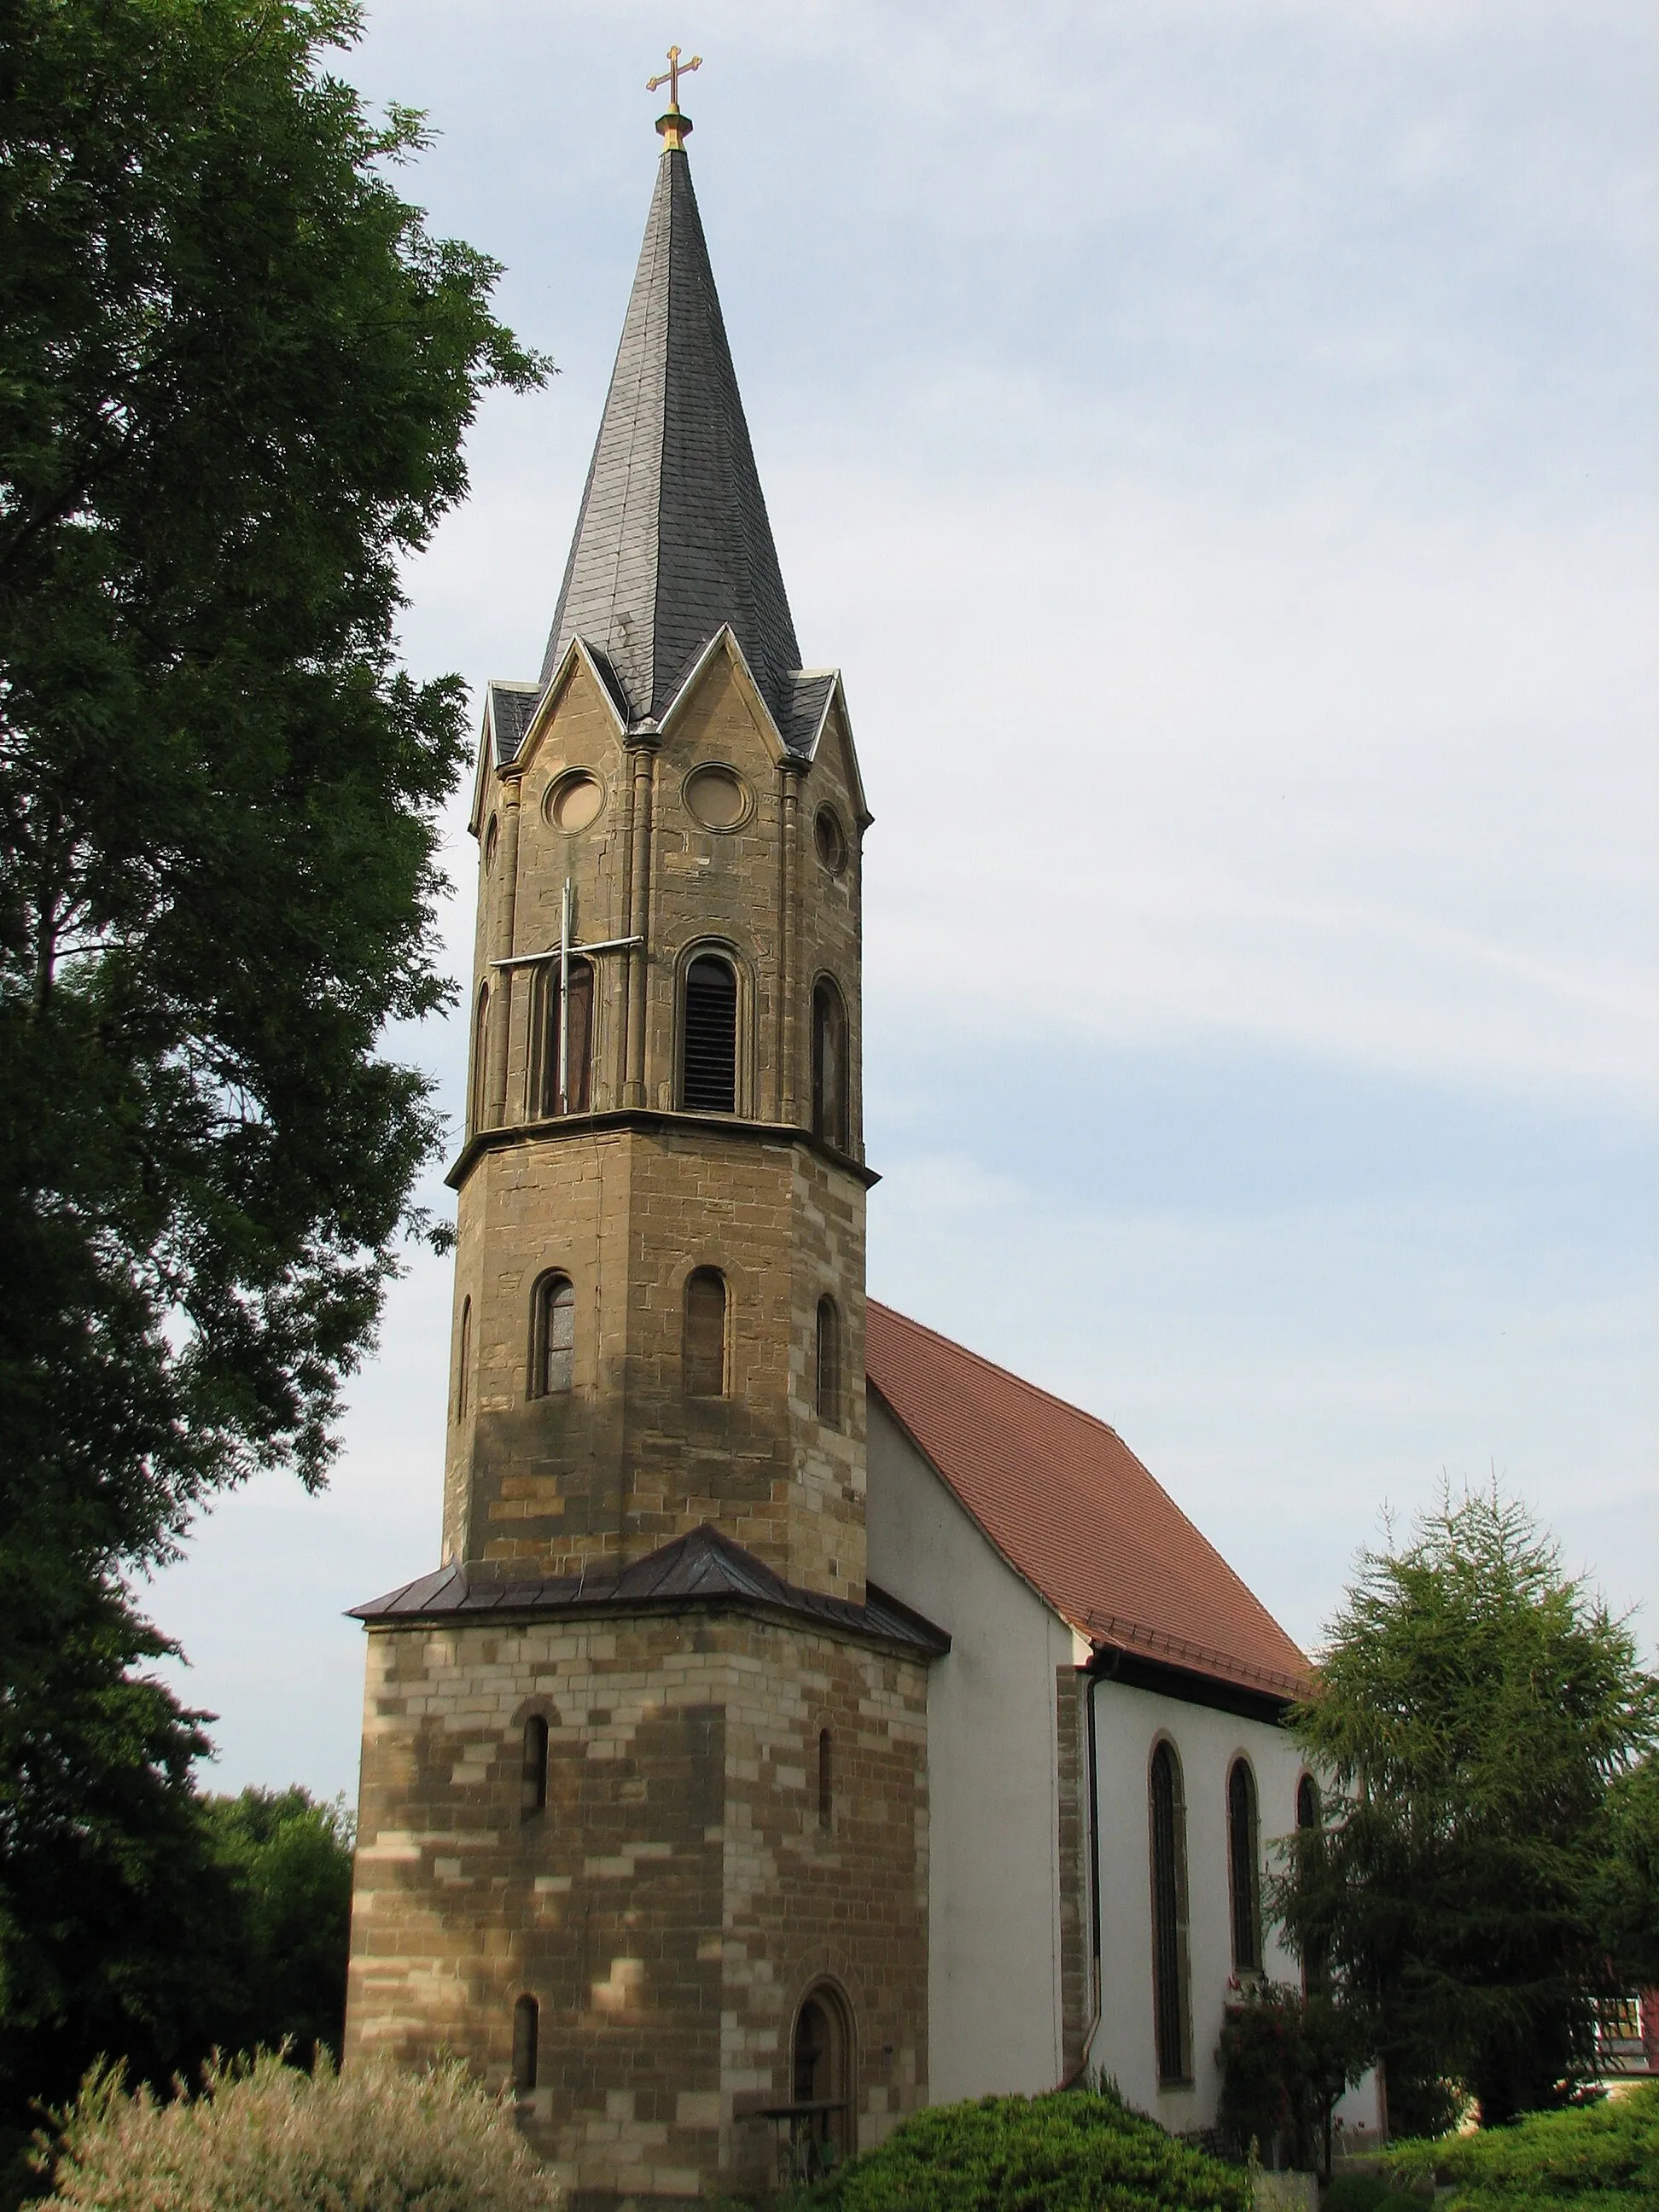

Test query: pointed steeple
[539,145,802,729]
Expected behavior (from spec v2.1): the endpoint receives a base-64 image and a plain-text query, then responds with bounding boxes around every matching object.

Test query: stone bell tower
[346,77,945,2209]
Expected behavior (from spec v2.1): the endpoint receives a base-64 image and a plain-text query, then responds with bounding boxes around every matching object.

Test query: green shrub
[34,2050,556,2211]
[1385,2081,1659,2209]
[801,2087,1249,2212]
[1322,2174,1423,2212]
[1215,1982,1365,2169]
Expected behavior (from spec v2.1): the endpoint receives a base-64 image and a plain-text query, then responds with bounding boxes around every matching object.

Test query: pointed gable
[539,147,802,729]
[865,1301,1310,1700]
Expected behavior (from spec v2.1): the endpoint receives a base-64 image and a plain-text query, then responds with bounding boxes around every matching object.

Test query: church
[343,74,1383,2207]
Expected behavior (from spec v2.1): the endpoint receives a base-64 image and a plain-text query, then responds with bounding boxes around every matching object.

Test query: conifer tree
[1276,1487,1659,2126]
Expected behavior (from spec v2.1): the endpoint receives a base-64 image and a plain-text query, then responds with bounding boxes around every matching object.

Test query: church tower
[346,80,945,2206]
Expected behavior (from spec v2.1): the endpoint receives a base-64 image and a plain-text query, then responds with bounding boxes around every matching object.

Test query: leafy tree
[1275,1487,1659,2127]
[198,1788,355,2067]
[1216,1982,1368,2176]
[0,0,544,2116]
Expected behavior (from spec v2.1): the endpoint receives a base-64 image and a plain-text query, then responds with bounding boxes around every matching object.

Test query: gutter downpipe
[1061,1644,1119,2088]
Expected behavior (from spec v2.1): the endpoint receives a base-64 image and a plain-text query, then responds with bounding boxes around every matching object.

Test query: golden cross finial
[648,44,701,148]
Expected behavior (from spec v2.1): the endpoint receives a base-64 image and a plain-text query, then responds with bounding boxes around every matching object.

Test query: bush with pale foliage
[35,2051,558,2212]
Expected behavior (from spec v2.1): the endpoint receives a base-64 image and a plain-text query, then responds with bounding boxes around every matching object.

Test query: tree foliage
[196,1788,355,2069]
[1274,1487,1659,2126]
[0,1777,354,2135]
[0,0,544,2107]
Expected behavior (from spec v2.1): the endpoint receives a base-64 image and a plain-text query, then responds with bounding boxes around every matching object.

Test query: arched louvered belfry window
[538,957,593,1116]
[521,1716,549,1819]
[471,983,490,1134]
[812,977,848,1151]
[682,953,737,1113]
[815,1295,841,1429]
[1149,1739,1191,2083]
[1297,1773,1327,1992]
[1227,1757,1262,1975]
[684,1268,728,1398]
[529,1273,575,1398]
[511,1994,538,2092]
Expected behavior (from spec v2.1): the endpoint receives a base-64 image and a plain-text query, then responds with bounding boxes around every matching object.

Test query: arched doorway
[790,1982,853,2179]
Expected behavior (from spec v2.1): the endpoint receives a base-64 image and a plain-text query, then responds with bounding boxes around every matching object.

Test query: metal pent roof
[865,1301,1311,1703]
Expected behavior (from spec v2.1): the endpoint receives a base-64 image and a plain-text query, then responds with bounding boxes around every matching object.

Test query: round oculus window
[813,806,847,875]
[684,764,751,832]
[546,771,604,834]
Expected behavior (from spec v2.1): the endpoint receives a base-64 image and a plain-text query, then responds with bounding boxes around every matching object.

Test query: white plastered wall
[867,1394,1384,2145]
[866,1396,1079,2102]
[1090,1679,1382,2142]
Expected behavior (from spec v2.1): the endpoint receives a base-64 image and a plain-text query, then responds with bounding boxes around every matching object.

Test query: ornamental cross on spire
[648,44,701,112]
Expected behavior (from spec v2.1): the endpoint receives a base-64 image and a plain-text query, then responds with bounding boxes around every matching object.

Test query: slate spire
[539,144,802,727]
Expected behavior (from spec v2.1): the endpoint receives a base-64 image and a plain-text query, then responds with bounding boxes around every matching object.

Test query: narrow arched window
[538,956,593,1116]
[812,978,848,1150]
[521,1716,549,1819]
[682,953,737,1113]
[1227,1758,1261,1975]
[815,1295,841,1428]
[471,983,491,1133]
[1297,1773,1327,1993]
[530,1273,575,1398]
[818,1727,833,1831]
[455,1296,472,1422]
[1297,1773,1321,1833]
[684,1268,728,1398]
[1149,1740,1190,2084]
[511,1994,538,2092]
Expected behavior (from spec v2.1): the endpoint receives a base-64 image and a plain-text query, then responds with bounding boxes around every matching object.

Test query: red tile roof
[865,1301,1311,1701]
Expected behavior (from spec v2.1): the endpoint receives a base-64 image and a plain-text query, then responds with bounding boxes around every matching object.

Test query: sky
[149,0,1657,1805]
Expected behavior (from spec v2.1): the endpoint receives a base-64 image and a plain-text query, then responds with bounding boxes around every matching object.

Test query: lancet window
[529,1273,575,1398]
[684,1268,728,1398]
[811,977,848,1150]
[470,983,490,1134]
[511,1994,538,2092]
[1227,1757,1262,1975]
[1150,1738,1191,2084]
[521,1716,549,1819]
[536,956,593,1116]
[815,1296,842,1428]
